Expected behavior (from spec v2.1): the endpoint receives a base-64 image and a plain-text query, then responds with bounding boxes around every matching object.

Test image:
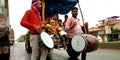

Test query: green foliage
[112,28,119,32]
[113,28,119,30]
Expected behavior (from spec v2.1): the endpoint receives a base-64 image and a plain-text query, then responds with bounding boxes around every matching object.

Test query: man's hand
[71,22,77,29]
[33,25,42,33]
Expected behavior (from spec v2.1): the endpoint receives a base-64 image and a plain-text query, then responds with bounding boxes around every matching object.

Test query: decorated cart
[29,0,99,60]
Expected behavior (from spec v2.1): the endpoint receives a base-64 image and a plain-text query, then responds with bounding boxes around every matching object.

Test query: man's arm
[20,10,35,30]
[65,18,72,30]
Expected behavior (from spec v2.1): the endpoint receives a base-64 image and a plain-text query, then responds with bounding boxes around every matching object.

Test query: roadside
[99,41,120,49]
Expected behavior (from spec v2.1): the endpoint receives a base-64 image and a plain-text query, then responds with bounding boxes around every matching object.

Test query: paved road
[48,48,120,60]
[10,42,120,60]
[10,42,31,60]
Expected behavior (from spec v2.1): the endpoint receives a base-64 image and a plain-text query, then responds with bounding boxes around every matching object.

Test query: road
[10,42,120,60]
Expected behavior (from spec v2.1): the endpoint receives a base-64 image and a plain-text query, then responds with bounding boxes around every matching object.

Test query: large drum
[71,35,87,52]
[82,34,99,52]
[71,34,99,53]
[66,35,86,58]
[39,32,54,48]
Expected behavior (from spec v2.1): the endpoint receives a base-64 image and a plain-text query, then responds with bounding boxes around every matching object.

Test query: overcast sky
[8,0,120,40]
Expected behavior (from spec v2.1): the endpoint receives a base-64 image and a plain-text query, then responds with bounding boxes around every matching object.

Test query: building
[89,16,120,42]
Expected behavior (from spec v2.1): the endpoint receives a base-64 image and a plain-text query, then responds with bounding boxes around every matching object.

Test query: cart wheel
[25,40,32,54]
[2,46,10,60]
[66,46,80,58]
[26,43,32,54]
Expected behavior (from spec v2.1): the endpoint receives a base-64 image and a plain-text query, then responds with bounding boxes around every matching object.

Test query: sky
[8,0,120,40]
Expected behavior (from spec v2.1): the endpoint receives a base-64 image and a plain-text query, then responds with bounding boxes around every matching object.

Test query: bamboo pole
[41,0,46,32]
[42,0,45,21]
[78,3,87,34]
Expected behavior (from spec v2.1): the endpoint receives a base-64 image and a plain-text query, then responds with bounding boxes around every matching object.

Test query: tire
[25,38,32,54]
[0,34,10,60]
[26,42,32,54]
[27,46,32,53]
[3,46,10,60]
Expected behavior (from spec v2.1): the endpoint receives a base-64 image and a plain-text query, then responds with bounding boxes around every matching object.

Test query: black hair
[65,15,68,17]
[72,7,78,11]
[58,19,62,22]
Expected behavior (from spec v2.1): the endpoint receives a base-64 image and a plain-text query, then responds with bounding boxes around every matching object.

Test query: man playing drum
[65,7,86,60]
[20,0,48,60]
[65,7,99,60]
[65,7,84,39]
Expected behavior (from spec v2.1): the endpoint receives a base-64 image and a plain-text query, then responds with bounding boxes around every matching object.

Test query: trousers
[30,34,48,60]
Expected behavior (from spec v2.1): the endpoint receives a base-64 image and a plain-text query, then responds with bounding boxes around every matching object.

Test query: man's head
[71,7,78,18]
[32,1,42,11]
[58,19,63,25]
[50,20,56,26]
[64,15,68,20]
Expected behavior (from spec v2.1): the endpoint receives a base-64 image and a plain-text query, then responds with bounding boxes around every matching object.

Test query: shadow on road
[67,57,79,60]
[46,54,79,60]
[46,49,80,60]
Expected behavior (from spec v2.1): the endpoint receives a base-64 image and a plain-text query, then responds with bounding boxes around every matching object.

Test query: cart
[29,0,99,60]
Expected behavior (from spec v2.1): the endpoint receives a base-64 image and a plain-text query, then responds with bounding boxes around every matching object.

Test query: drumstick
[47,28,53,33]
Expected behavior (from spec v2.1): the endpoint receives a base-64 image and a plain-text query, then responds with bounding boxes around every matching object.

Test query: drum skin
[40,32,54,48]
[82,34,99,53]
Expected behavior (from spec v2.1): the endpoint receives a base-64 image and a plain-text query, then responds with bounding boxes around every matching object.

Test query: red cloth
[20,9,41,33]
[53,26,59,35]
[31,1,41,15]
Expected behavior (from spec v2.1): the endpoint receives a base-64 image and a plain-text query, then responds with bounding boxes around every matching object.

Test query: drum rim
[40,32,54,48]
[71,35,87,52]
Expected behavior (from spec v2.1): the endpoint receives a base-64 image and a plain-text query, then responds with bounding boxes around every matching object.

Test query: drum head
[40,32,54,48]
[71,35,86,52]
